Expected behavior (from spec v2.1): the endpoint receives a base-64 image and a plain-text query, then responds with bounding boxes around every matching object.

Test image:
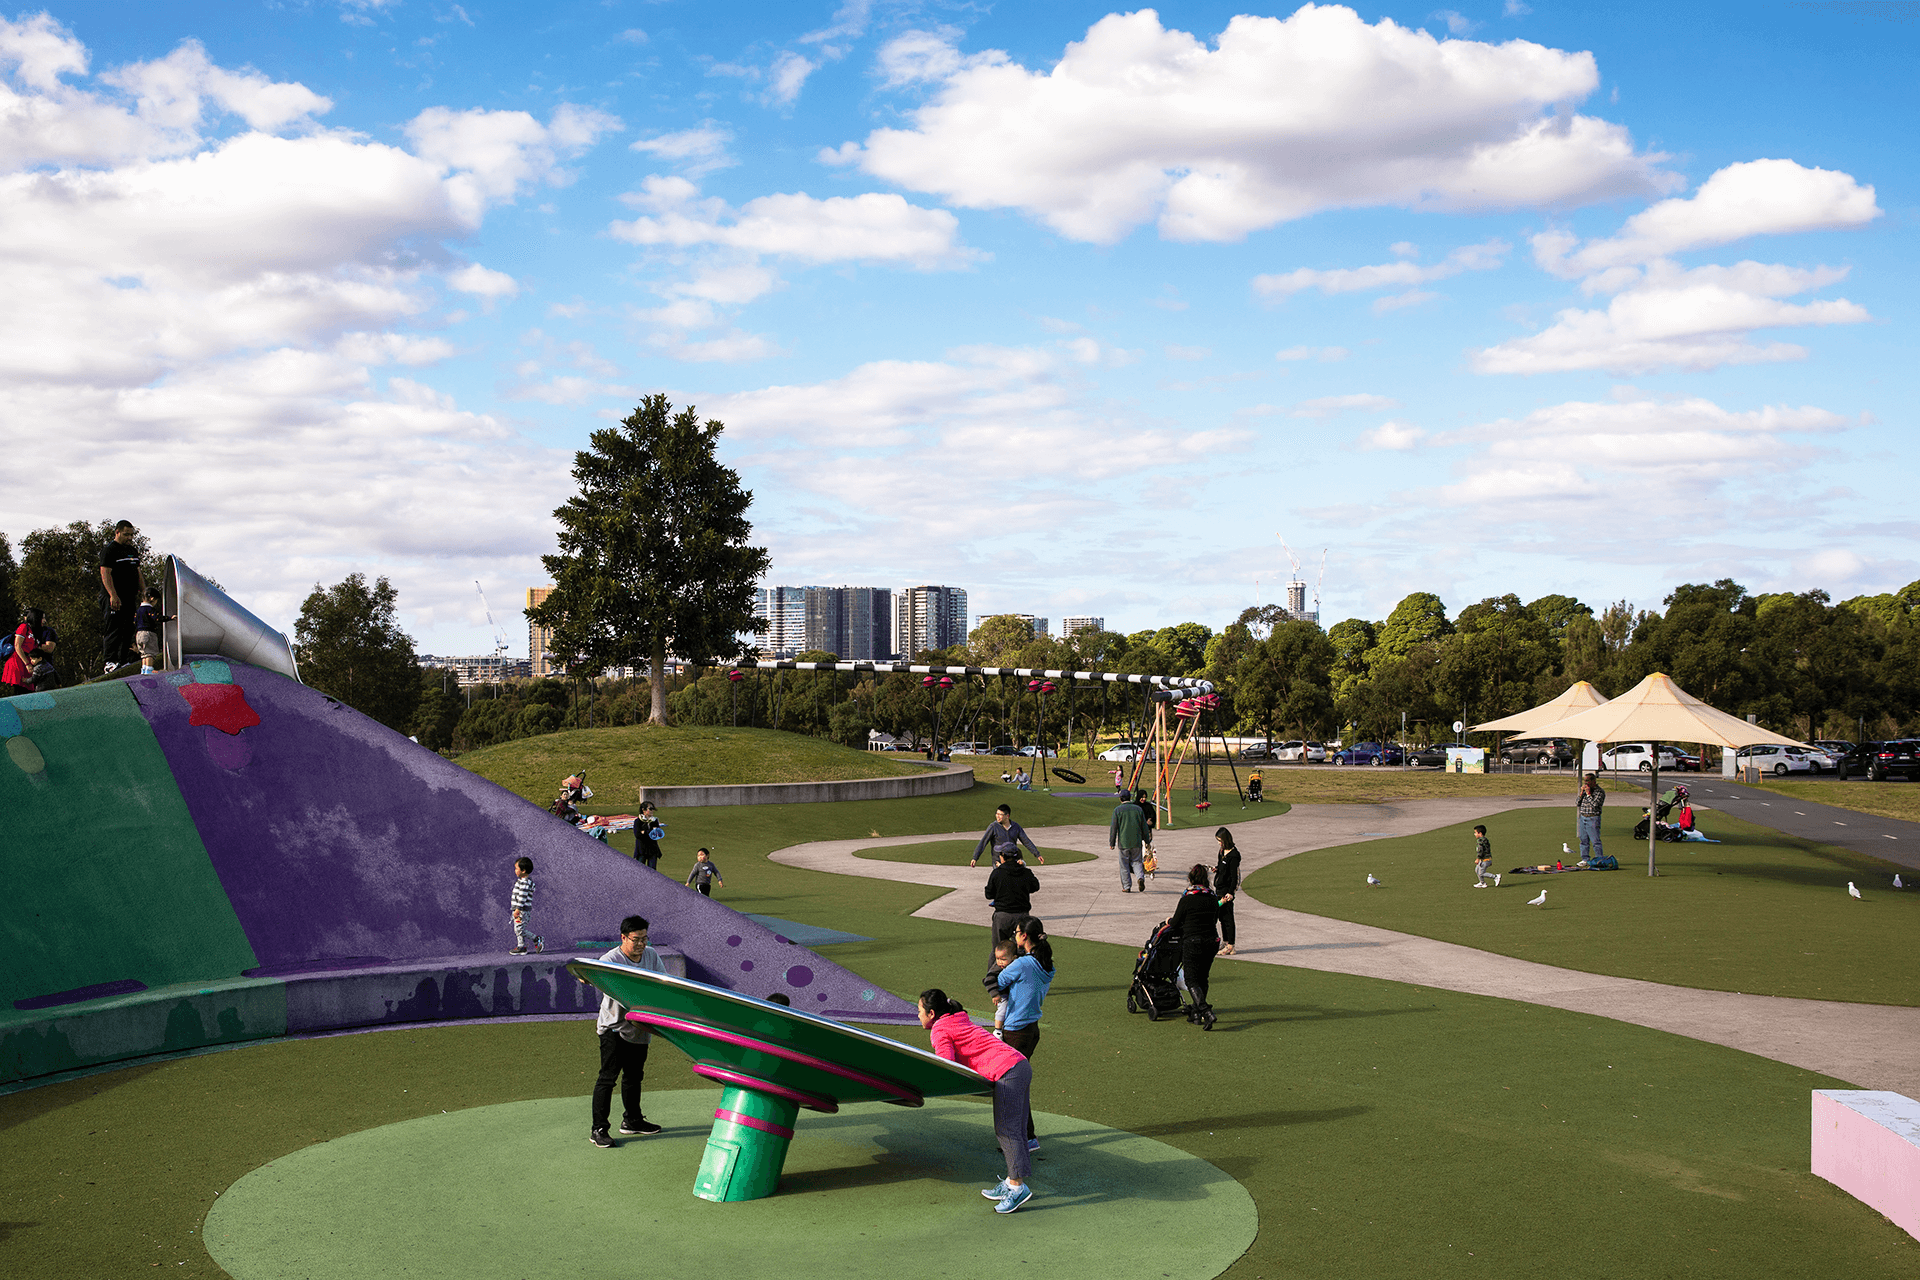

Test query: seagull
[1527,889,1547,906]
[1563,843,1571,856]
[1896,875,1906,889]
[1848,882,1862,899]
[1366,873,1380,886]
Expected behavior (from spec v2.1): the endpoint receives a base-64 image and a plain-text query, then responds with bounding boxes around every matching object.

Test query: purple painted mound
[126,660,917,1025]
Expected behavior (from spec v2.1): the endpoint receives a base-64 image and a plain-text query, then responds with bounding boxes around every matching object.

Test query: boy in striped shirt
[510,857,544,954]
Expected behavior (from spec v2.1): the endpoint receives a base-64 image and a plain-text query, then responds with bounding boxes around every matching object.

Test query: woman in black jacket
[1165,863,1220,1030]
[1213,827,1242,956]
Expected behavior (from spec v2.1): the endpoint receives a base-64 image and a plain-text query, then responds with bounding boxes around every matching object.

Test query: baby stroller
[1127,922,1198,1023]
[1247,774,1264,803]
[1632,784,1690,841]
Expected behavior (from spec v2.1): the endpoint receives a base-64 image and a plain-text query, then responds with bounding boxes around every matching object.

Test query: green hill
[453,725,928,808]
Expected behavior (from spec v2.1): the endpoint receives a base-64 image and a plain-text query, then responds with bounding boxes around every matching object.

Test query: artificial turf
[6,786,1916,1278]
[852,838,1097,865]
[1241,802,1920,1006]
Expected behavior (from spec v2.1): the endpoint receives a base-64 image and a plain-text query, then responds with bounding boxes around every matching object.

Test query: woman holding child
[998,918,1054,1152]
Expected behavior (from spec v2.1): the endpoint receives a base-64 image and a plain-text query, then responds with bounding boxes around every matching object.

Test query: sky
[2,0,1914,659]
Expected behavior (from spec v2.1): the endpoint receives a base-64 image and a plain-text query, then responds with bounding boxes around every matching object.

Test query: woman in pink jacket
[918,988,1036,1213]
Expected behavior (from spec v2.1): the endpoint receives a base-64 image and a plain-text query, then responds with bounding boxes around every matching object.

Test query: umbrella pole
[1648,740,1660,877]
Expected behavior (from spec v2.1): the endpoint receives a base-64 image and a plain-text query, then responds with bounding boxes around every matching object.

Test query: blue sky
[4,1,1913,657]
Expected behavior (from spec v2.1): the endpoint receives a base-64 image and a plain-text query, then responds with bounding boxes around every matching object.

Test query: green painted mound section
[203,1092,1256,1280]
[854,839,1097,865]
[454,724,926,806]
[1,682,257,1023]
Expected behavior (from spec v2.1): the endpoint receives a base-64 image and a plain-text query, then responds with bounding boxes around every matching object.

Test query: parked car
[1407,742,1472,768]
[1269,740,1306,761]
[1832,742,1882,780]
[1237,744,1278,761]
[1497,737,1575,767]
[1099,742,1142,761]
[1333,741,1402,766]
[1665,747,1703,772]
[1016,745,1058,757]
[949,742,989,755]
[1302,741,1328,763]
[987,745,1021,757]
[1600,743,1685,773]
[1846,739,1920,781]
[1735,744,1815,776]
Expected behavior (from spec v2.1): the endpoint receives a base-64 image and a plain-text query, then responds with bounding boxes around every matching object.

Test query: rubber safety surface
[203,1090,1256,1279]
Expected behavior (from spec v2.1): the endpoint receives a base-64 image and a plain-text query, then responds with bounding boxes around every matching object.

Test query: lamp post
[922,674,953,758]
[728,667,743,727]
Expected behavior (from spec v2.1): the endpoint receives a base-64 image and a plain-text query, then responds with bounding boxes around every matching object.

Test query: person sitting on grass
[1471,824,1500,888]
[917,988,1036,1213]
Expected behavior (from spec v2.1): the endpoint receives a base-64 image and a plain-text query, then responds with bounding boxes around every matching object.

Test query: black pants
[636,842,660,870]
[990,911,1025,965]
[1181,939,1218,1008]
[696,882,712,896]
[592,1032,649,1131]
[1217,898,1236,946]
[1001,1024,1040,1141]
[101,600,136,668]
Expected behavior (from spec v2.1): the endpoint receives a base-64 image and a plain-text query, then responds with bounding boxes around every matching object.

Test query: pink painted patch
[204,724,254,770]
[180,682,261,735]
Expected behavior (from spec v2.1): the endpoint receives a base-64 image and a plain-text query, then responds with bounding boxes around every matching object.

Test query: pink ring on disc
[629,1011,924,1107]
[691,1063,839,1114]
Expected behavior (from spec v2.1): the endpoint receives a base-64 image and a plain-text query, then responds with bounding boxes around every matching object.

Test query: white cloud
[1256,238,1508,300]
[876,26,987,86]
[405,103,620,203]
[1275,345,1349,362]
[1533,159,1880,278]
[1359,420,1425,450]
[335,332,458,366]
[1474,259,1870,374]
[766,52,816,108]
[1505,2,1533,15]
[828,7,1672,244]
[612,179,979,268]
[447,263,519,298]
[0,12,87,90]
[1292,393,1398,417]
[629,122,734,175]
[1431,11,1478,36]
[505,374,633,405]
[1165,344,1211,361]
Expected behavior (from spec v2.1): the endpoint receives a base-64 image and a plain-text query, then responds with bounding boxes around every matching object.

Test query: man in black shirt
[97,520,143,674]
[983,849,1040,965]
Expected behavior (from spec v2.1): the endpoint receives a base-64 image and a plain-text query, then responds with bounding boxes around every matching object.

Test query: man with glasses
[582,915,665,1147]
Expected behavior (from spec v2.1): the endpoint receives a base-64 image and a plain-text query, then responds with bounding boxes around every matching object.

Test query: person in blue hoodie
[998,916,1056,1152]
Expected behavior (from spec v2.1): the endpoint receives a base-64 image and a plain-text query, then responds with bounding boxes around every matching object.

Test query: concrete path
[769,798,1920,1097]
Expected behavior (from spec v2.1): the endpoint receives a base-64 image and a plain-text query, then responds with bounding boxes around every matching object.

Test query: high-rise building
[1284,581,1318,624]
[832,586,892,660]
[1061,616,1104,637]
[894,585,968,658]
[753,585,814,656]
[527,586,554,677]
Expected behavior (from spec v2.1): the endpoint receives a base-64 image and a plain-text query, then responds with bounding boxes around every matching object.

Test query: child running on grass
[685,847,724,897]
[983,939,1017,1036]
[1471,825,1500,888]
[510,857,544,953]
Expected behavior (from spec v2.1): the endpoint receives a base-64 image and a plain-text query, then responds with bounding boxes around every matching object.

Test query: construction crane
[475,581,509,659]
[1315,549,1327,621]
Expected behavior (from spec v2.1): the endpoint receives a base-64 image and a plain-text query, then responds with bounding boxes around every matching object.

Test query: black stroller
[1632,785,1690,842]
[1247,775,1264,803]
[1127,921,1209,1025]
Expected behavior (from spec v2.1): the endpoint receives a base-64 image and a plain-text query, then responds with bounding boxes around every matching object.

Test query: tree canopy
[293,573,421,731]
[528,394,769,726]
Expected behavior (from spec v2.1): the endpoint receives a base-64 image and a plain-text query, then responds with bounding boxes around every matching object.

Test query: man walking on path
[1577,773,1605,863]
[97,520,143,675]
[581,915,665,1147]
[971,804,1044,867]
[983,849,1040,964]
[1110,794,1148,892]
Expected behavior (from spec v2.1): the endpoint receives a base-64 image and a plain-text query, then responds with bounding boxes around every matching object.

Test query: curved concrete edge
[638,760,974,807]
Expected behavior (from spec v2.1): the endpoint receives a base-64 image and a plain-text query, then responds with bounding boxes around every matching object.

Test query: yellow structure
[527,586,554,678]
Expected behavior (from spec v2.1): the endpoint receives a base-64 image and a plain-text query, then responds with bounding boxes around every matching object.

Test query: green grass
[851,839,1096,865]
[1759,778,1920,825]
[1242,803,1920,1005]
[5,851,1914,1279]
[451,724,925,806]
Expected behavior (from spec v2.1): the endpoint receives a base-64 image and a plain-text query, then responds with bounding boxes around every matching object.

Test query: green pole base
[693,1085,801,1202]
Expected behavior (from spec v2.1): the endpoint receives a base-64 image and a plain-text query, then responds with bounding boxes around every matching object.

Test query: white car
[1271,740,1306,761]
[949,742,990,755]
[1302,741,1328,763]
[1601,743,1685,773]
[1737,744,1817,776]
[1099,742,1143,761]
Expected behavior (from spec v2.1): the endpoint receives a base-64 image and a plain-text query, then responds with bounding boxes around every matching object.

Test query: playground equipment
[570,961,988,1202]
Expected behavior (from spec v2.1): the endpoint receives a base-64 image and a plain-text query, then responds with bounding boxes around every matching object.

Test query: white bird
[1366,873,1380,886]
[1848,882,1862,899]
[1563,843,1571,856]
[1896,874,1906,889]
[1527,889,1547,906]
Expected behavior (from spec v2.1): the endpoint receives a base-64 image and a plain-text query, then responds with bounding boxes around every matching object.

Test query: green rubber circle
[204,1092,1255,1279]
[6,735,46,775]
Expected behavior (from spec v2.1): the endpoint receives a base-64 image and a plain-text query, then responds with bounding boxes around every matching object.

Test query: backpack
[1589,854,1619,870]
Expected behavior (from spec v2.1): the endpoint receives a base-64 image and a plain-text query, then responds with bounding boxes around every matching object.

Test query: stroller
[1247,774,1264,803]
[1127,922,1213,1028]
[1632,785,1691,841]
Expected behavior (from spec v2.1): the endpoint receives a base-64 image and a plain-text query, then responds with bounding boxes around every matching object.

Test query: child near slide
[1471,825,1500,888]
[510,857,544,953]
[685,847,724,897]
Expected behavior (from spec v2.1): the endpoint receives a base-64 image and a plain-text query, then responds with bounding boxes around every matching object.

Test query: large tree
[529,395,769,726]
[293,573,422,731]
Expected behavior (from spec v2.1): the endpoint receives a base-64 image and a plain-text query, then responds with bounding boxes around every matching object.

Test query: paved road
[1645,776,1920,873]
[770,796,1920,1097]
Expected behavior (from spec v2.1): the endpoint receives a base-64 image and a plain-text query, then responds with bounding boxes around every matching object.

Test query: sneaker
[981,1179,1011,1200]
[532,938,544,954]
[1027,1137,1040,1152]
[589,1128,615,1148]
[1137,879,1146,891]
[1472,882,1485,888]
[104,662,118,676]
[619,1119,663,1136]
[995,1183,1033,1214]
[1494,874,1501,887]
[509,946,527,954]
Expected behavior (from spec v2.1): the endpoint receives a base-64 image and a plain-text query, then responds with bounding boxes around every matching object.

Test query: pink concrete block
[1812,1090,1920,1242]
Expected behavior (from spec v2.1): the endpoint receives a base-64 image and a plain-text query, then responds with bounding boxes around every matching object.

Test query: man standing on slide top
[98,520,143,675]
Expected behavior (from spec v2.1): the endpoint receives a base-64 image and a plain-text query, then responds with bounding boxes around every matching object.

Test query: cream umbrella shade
[1542,672,1811,877]
[1470,680,1609,735]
